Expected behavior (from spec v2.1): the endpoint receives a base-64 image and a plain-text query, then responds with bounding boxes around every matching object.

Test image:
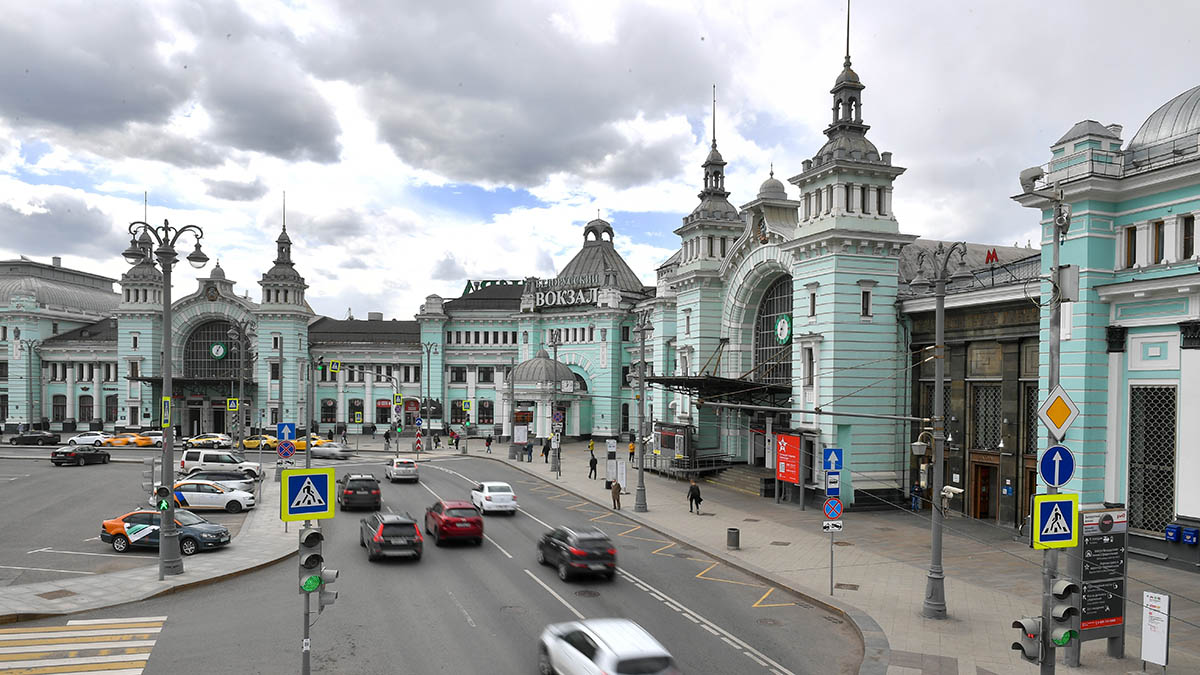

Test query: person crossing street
[687,479,703,515]
[588,451,598,479]
[611,480,622,510]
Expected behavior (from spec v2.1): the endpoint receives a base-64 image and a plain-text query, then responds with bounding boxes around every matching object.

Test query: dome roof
[705,144,725,165]
[511,348,575,384]
[210,261,226,280]
[813,131,880,165]
[757,173,787,200]
[0,276,120,313]
[558,220,645,293]
[835,65,860,85]
[1129,84,1200,150]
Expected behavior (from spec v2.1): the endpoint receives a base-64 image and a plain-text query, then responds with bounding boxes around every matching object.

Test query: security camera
[941,485,964,498]
[1018,166,1045,194]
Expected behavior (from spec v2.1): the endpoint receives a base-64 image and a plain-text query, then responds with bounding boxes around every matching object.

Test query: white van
[180,450,261,478]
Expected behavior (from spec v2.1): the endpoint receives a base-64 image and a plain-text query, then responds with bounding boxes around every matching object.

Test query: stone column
[884,188,894,216]
[364,365,373,430]
[336,367,346,424]
[65,362,76,422]
[93,361,103,423]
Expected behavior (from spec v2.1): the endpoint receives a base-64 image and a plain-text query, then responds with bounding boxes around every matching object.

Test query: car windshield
[175,511,207,526]
[228,454,247,462]
[488,485,512,493]
[447,508,478,519]
[615,657,674,674]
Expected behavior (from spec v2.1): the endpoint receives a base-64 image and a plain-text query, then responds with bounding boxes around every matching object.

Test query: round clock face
[775,315,792,345]
[205,286,219,302]
[210,343,227,360]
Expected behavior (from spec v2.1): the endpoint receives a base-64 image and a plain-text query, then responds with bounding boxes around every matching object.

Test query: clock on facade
[775,314,792,345]
[209,342,227,360]
[205,285,219,302]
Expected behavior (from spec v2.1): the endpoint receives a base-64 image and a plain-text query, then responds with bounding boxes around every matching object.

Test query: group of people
[374,427,492,453]
[583,440,703,514]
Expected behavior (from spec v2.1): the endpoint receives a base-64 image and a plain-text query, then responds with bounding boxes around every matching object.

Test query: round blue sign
[1039,445,1075,488]
[415,417,423,428]
[278,440,296,458]
[823,497,843,519]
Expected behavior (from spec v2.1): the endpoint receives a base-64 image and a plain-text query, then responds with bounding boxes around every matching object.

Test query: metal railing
[1033,132,1200,190]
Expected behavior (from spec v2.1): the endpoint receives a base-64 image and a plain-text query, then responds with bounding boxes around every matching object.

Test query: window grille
[971,384,1002,449]
[752,275,793,385]
[921,383,952,423]
[182,320,240,380]
[52,395,66,422]
[320,399,336,424]
[1022,384,1039,454]
[478,399,494,425]
[1129,385,1177,533]
[450,400,466,425]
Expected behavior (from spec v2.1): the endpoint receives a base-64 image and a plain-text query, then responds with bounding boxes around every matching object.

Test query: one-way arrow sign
[823,447,843,471]
[1039,444,1076,488]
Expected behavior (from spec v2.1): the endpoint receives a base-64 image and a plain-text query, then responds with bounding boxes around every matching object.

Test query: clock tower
[255,223,314,428]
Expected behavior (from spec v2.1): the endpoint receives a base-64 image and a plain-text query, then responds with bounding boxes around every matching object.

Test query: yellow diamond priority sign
[1037,384,1079,441]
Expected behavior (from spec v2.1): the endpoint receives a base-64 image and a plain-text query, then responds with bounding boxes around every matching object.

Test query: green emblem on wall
[775,314,792,345]
[209,342,228,360]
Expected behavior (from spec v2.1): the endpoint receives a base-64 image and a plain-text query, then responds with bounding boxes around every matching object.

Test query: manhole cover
[834,583,859,591]
[833,541,854,547]
[822,615,846,624]
[36,590,77,600]
[743,518,760,522]
[756,618,780,626]
[769,541,791,546]
[575,590,600,598]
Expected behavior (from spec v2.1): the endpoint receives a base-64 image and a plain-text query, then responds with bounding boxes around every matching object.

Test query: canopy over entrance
[647,375,789,408]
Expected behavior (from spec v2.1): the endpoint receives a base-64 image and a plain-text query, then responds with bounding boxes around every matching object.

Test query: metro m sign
[776,434,800,484]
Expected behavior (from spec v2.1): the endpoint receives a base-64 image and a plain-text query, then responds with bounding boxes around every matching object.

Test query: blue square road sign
[276,422,296,441]
[823,447,843,471]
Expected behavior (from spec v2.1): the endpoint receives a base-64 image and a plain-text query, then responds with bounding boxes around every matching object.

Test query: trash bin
[727,528,740,550]
[508,444,518,460]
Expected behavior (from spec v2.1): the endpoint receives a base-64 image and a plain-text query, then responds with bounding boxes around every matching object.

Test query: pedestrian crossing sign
[1031,493,1078,549]
[281,467,335,522]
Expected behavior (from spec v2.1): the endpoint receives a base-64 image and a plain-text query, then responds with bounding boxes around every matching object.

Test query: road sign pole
[1043,190,1066,674]
[830,530,835,596]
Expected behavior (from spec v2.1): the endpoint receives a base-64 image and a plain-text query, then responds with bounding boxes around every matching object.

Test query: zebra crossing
[0,615,166,674]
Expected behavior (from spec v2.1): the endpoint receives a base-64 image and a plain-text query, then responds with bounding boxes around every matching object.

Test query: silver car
[311,442,354,460]
[385,458,419,483]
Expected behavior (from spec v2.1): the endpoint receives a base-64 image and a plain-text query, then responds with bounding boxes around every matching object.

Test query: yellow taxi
[241,435,278,450]
[102,433,155,447]
[292,434,332,451]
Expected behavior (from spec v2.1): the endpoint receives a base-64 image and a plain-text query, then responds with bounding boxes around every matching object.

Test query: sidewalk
[0,473,295,624]
[477,440,1200,675]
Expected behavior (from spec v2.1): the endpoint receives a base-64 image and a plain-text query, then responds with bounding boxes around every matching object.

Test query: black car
[359,512,422,561]
[536,527,617,581]
[336,474,381,511]
[9,430,61,446]
[51,446,111,466]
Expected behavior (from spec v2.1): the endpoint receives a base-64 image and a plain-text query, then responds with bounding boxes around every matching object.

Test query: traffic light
[142,457,158,492]
[317,567,338,614]
[1011,616,1043,663]
[299,527,324,594]
[315,356,325,372]
[464,414,471,430]
[1050,577,1081,647]
[153,485,172,512]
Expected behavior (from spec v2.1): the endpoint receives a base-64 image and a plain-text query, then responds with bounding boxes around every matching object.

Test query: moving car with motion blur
[101,508,231,556]
[183,433,232,449]
[102,433,154,447]
[51,445,111,466]
[537,618,678,675]
[311,442,354,460]
[9,430,61,446]
[66,431,111,446]
[240,434,277,450]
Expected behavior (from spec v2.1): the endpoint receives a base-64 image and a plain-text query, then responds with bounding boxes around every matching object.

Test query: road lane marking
[81,536,100,542]
[523,569,585,620]
[752,588,797,608]
[447,591,477,628]
[27,548,155,559]
[417,482,442,501]
[518,508,552,530]
[0,651,151,668]
[0,639,157,654]
[483,534,512,559]
[66,617,167,625]
[746,652,770,667]
[0,564,97,575]
[695,561,765,588]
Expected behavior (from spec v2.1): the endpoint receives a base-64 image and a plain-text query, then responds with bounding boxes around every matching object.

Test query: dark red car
[424,499,483,546]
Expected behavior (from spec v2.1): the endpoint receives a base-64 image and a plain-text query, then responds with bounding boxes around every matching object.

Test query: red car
[424,499,483,546]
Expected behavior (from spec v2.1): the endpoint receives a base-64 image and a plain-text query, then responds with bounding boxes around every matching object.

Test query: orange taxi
[102,433,155,447]
[241,435,278,450]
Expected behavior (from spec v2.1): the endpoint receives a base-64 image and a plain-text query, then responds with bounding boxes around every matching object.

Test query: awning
[646,375,789,408]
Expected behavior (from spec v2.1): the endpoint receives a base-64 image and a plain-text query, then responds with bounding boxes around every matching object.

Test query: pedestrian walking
[525,439,533,462]
[370,425,376,440]
[434,432,441,450]
[687,479,703,514]
[485,434,493,454]
[611,481,622,510]
[588,451,598,479]
[341,429,348,444]
[383,429,391,452]
[541,441,549,463]
[628,441,635,463]
[588,439,595,455]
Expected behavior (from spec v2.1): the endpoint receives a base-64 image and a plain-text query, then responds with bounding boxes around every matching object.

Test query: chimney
[52,256,62,267]
[1106,124,1123,138]
[367,311,383,321]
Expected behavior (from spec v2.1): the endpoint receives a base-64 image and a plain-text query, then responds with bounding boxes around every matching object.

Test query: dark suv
[359,512,422,561]
[536,526,617,581]
[337,474,381,511]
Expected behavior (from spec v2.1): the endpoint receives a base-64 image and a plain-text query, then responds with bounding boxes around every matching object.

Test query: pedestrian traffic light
[142,457,158,492]
[298,527,324,594]
[318,567,338,614]
[1011,616,1043,663]
[1050,577,1081,646]
[315,356,325,372]
[464,414,471,429]
[153,485,172,512]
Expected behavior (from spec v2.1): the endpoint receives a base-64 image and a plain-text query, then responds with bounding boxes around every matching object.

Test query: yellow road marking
[0,623,163,635]
[695,561,766,588]
[0,659,149,674]
[0,634,153,648]
[753,588,797,608]
[0,646,152,662]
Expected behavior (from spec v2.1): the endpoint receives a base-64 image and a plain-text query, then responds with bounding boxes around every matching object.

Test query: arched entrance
[749,274,793,466]
[179,319,250,436]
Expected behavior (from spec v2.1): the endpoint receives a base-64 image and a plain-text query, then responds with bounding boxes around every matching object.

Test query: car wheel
[359,533,365,548]
[94,440,102,446]
[433,527,444,546]
[475,538,483,546]
[225,501,243,514]
[77,457,85,467]
[9,438,16,445]
[112,534,130,553]
[538,645,555,675]
[180,538,199,556]
[536,546,547,565]
[414,552,422,562]
[156,441,163,448]
[102,455,110,464]
[52,462,61,466]
[38,439,46,446]
[69,440,77,445]
[557,561,570,582]
[604,571,616,582]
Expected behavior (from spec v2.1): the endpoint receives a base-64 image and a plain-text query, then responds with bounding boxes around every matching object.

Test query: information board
[1081,579,1124,631]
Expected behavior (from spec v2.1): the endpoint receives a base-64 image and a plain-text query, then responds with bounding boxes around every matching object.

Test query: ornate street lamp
[631,314,655,512]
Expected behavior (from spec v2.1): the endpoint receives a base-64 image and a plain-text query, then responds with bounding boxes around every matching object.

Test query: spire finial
[282,190,287,232]
[844,0,851,68]
[711,84,717,148]
[769,162,774,178]
[143,191,147,222]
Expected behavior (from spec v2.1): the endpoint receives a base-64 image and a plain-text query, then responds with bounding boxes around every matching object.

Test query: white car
[67,431,111,446]
[169,479,256,513]
[470,481,517,514]
[538,618,678,675]
[311,442,354,460]
[385,458,419,483]
[141,430,164,447]
[180,450,262,478]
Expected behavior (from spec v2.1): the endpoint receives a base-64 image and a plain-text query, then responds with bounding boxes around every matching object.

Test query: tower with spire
[254,216,314,428]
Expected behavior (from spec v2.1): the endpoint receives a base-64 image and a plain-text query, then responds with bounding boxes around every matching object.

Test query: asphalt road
[0,458,252,586]
[11,455,862,674]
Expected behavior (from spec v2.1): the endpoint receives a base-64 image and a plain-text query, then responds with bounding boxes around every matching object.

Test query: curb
[474,455,890,675]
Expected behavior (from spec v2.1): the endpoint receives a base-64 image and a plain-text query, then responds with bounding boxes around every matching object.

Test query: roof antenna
[143,191,147,222]
[712,84,717,148]
[845,0,851,68]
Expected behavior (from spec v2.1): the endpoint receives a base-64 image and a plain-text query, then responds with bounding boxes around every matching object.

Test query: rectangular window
[971,384,1002,449]
[413,365,421,383]
[270,363,280,380]
[0,361,7,380]
[131,335,139,350]
[804,193,811,219]
[876,188,885,215]
[321,399,336,424]
[1124,226,1137,268]
[860,290,872,317]
[450,400,466,425]
[272,335,281,350]
[621,326,631,342]
[478,399,494,425]
[589,326,595,341]
[1184,215,1195,259]
[492,331,499,344]
[129,361,139,378]
[52,322,58,335]
[861,185,870,214]
[474,331,480,344]
[707,236,714,257]
[52,394,66,422]
[348,399,363,424]
[447,331,452,344]
[450,366,467,383]
[826,186,832,213]
[105,395,118,423]
[809,292,816,317]
[803,348,814,386]
[845,183,853,211]
[453,331,461,344]
[0,326,6,341]
[478,367,494,384]
[511,331,517,344]
[721,237,727,257]
[1128,385,1177,533]
[1153,220,1165,264]
[376,399,391,424]
[814,190,821,215]
[79,396,93,421]
[685,315,691,335]
[1022,384,1039,455]
[621,366,630,388]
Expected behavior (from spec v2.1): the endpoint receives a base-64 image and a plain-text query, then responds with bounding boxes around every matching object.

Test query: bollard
[727,527,740,550]
[508,445,518,460]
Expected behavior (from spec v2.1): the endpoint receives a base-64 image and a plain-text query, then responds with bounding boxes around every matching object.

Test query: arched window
[105,395,118,422]
[182,320,243,380]
[753,275,794,385]
[79,395,94,421]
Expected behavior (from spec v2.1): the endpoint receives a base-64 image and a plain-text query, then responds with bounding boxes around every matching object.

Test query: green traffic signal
[1052,629,1078,646]
[157,499,170,511]
[301,574,322,593]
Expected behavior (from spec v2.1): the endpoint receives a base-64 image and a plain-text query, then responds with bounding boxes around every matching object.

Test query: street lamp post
[632,314,654,513]
[908,241,970,619]
[13,331,39,431]
[122,219,209,580]
[422,342,438,458]
[549,331,561,478]
[226,320,254,453]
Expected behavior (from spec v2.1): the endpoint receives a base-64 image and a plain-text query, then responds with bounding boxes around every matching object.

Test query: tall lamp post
[421,341,438,455]
[13,331,40,431]
[908,241,970,619]
[122,219,209,580]
[631,314,654,513]
[548,330,561,478]
[226,319,254,453]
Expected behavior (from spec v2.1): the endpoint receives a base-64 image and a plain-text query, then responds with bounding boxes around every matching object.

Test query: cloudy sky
[2,0,1198,319]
